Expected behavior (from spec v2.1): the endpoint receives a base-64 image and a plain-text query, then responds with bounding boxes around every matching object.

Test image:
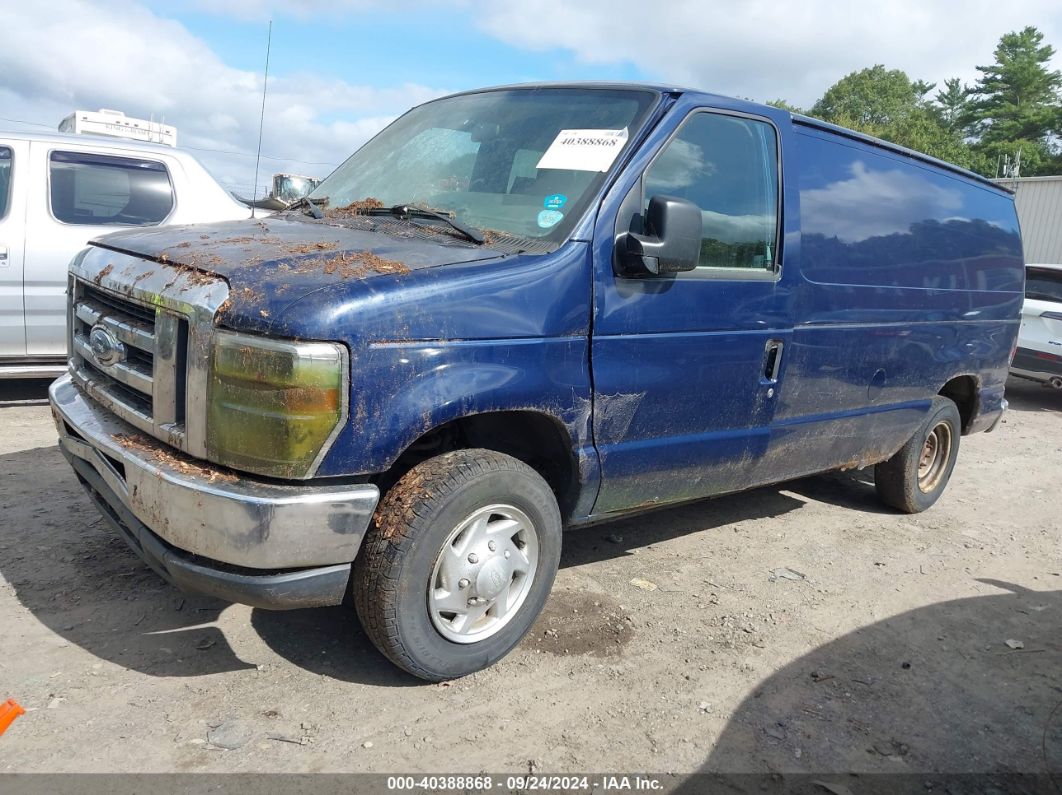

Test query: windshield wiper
[364,203,484,244]
[289,196,327,219]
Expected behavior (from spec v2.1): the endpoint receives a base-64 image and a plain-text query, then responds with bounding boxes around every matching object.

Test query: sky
[2,0,1060,199]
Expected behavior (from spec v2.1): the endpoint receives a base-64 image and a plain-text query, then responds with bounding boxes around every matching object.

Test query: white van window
[0,147,11,220]
[644,113,779,270]
[49,151,174,226]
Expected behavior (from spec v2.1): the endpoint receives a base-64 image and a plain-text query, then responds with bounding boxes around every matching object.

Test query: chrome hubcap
[917,421,952,493]
[428,504,538,644]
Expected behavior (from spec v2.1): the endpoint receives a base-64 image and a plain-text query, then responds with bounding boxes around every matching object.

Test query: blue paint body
[99,84,1024,524]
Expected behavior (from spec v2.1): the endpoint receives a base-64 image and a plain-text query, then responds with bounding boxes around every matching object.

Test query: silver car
[0,130,251,377]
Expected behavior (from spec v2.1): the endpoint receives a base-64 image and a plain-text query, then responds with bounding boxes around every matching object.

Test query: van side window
[49,151,174,226]
[644,113,778,270]
[0,147,11,220]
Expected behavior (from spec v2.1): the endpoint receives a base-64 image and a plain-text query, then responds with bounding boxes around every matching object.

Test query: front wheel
[353,449,562,681]
[875,395,962,513]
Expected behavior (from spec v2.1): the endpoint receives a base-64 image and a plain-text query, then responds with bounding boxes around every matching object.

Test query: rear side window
[644,112,779,271]
[0,147,11,220]
[1026,267,1062,303]
[49,151,173,226]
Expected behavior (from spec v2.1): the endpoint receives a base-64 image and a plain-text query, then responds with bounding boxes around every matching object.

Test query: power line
[0,115,338,168]
[0,116,53,129]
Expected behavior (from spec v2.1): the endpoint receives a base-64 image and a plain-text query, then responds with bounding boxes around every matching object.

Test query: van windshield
[308,87,657,243]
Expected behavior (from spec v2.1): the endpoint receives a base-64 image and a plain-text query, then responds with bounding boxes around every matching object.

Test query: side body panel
[764,126,1024,481]
[588,104,1022,520]
[0,138,28,357]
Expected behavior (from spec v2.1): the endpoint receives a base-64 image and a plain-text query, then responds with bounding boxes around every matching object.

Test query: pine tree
[968,26,1062,144]
[933,78,973,134]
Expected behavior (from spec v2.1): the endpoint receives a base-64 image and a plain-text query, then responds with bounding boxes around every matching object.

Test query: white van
[0,131,251,377]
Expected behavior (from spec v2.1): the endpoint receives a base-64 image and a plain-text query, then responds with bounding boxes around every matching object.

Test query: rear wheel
[353,449,561,681]
[875,396,961,513]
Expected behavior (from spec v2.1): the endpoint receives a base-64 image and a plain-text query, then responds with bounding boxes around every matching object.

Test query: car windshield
[308,87,658,243]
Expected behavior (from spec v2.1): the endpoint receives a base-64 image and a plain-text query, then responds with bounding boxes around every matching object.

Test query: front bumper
[50,374,380,609]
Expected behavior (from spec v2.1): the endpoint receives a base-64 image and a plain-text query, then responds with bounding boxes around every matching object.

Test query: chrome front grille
[73,285,159,415]
[67,250,229,460]
[71,280,187,437]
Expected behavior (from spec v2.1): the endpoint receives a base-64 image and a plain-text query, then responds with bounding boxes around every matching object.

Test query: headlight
[206,331,347,478]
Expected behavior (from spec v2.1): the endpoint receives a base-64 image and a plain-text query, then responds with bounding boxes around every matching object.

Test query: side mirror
[615,195,702,277]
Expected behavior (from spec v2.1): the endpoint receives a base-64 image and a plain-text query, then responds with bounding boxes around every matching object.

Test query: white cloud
[181,0,387,21]
[472,0,1062,109]
[0,0,447,197]
[4,0,1060,201]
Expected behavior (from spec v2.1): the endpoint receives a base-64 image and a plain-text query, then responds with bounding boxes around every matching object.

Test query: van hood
[91,216,504,329]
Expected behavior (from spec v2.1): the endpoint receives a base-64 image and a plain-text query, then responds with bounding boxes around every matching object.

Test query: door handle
[0,245,7,267]
[763,339,784,383]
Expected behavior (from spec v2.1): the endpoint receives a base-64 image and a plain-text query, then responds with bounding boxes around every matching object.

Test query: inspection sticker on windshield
[537,209,564,228]
[537,128,628,172]
[543,193,567,210]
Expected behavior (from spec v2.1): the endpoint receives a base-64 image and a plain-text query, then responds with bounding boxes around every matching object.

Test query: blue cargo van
[49,83,1024,680]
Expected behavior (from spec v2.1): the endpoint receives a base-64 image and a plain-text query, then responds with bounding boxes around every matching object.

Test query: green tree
[810,65,931,127]
[968,26,1062,144]
[851,112,984,171]
[933,78,973,134]
[974,138,1056,177]
[808,65,980,169]
[767,99,804,114]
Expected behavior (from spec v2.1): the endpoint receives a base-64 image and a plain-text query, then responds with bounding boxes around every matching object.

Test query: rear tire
[875,395,961,513]
[353,449,562,681]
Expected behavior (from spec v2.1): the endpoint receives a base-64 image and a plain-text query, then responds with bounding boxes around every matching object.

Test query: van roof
[0,128,184,157]
[443,82,1011,196]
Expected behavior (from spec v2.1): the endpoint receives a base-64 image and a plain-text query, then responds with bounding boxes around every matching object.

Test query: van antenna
[251,19,272,220]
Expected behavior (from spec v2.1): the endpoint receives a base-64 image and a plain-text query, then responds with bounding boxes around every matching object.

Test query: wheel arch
[939,374,980,434]
[373,409,584,520]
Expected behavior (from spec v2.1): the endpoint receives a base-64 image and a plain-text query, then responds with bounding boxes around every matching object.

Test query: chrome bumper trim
[50,374,379,569]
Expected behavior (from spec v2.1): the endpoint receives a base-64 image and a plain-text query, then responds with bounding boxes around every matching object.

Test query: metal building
[996,176,1062,265]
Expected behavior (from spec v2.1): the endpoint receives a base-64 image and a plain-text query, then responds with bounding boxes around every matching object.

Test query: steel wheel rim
[428,504,539,644]
[917,421,952,493]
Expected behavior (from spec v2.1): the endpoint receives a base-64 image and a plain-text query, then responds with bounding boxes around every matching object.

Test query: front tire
[353,449,562,681]
[875,395,962,513]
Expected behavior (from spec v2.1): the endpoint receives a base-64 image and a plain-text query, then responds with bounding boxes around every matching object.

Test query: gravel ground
[0,377,1058,777]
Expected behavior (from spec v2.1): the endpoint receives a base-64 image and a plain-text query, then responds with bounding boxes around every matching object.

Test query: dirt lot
[0,377,1058,778]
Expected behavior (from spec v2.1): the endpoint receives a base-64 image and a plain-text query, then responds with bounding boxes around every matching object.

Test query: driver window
[644,113,778,270]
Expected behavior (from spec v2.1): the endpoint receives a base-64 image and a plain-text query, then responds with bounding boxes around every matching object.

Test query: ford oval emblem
[88,325,125,367]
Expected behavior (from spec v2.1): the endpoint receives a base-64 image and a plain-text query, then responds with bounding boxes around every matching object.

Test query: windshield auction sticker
[537,128,628,172]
